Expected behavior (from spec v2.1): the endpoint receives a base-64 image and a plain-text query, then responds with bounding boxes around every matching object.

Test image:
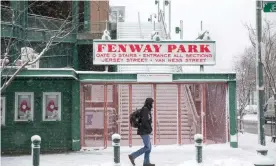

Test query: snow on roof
[93,39,215,42]
[26,68,75,71]
[77,71,235,74]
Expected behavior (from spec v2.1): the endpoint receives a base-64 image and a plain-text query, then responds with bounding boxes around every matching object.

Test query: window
[85,85,113,102]
[1,96,6,126]
[14,92,34,121]
[42,92,61,121]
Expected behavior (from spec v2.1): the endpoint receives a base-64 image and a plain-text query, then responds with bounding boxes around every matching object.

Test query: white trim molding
[42,92,62,121]
[14,92,34,122]
[1,96,6,126]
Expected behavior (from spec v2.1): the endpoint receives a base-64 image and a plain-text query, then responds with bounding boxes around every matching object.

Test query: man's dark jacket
[137,98,154,135]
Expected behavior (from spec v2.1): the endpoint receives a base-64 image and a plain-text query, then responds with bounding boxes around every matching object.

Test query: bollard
[272,135,276,143]
[194,134,203,163]
[112,134,121,166]
[31,135,41,166]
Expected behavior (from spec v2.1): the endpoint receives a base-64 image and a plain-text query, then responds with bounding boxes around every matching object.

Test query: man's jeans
[130,135,151,164]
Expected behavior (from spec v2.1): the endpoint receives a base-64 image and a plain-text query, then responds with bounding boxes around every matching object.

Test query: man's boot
[128,155,135,166]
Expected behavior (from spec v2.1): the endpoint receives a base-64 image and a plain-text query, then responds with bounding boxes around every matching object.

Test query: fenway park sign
[93,40,216,65]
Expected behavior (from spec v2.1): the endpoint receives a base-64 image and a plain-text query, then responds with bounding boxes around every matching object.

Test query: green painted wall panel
[1,79,73,154]
[173,73,236,81]
[228,81,238,148]
[71,80,80,150]
[83,1,90,32]
[78,73,235,82]
[1,24,15,38]
[78,73,137,80]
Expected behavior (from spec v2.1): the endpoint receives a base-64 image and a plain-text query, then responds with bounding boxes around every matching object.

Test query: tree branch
[0,61,29,92]
[1,3,79,92]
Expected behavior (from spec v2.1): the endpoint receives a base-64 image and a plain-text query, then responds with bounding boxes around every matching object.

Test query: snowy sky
[109,0,276,72]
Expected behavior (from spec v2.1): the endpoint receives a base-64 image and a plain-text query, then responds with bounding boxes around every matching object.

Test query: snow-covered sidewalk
[238,114,258,122]
[1,133,276,166]
[243,114,258,122]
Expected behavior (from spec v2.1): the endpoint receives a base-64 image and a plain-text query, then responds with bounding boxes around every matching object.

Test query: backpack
[129,108,142,128]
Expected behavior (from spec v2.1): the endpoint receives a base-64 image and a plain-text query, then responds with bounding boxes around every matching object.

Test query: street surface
[243,120,275,136]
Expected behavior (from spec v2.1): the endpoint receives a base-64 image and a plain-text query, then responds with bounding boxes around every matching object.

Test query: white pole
[168,0,171,38]
[180,20,183,40]
[200,21,204,72]
[163,0,165,21]
[157,0,160,21]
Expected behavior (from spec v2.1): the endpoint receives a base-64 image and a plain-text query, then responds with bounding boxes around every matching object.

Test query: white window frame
[42,92,61,121]
[1,96,6,126]
[14,92,34,122]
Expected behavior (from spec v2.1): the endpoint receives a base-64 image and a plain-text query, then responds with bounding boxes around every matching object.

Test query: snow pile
[256,145,268,151]
[92,162,126,166]
[253,156,275,165]
[238,133,276,164]
[177,158,253,166]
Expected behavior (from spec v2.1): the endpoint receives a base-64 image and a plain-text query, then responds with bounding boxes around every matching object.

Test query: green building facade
[1,1,238,155]
[0,0,112,154]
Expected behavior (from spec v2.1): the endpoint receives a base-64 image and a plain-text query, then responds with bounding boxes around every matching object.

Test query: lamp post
[155,0,160,21]
[256,0,266,146]
[175,20,183,40]
[164,0,171,38]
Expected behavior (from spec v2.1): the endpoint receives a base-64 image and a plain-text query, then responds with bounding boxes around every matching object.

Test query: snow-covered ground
[1,133,276,166]
[240,114,274,123]
[243,114,258,122]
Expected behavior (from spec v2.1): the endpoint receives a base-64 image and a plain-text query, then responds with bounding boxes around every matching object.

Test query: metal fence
[1,5,72,31]
[1,5,115,35]
[1,5,13,23]
[27,14,72,31]
[80,83,228,149]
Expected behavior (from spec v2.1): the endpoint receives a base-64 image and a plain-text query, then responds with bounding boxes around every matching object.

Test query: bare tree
[234,47,256,132]
[1,3,79,92]
[245,20,276,136]
[245,20,276,97]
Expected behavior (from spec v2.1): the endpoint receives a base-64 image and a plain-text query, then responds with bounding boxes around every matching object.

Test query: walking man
[128,98,155,166]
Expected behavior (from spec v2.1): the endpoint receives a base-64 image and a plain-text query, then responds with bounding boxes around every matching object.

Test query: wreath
[47,100,58,112]
[20,100,30,113]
